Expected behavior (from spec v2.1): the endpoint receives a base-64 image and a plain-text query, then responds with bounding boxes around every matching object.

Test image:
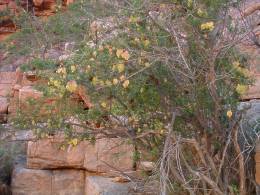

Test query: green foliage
[12,0,250,144]
[5,0,252,193]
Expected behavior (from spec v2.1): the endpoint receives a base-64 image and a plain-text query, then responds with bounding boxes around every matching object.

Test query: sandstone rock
[63,0,74,6]
[256,163,260,185]
[84,138,134,173]
[240,100,260,136]
[27,136,134,173]
[0,97,8,114]
[0,72,16,84]
[27,135,91,169]
[7,86,43,114]
[138,161,156,172]
[12,130,35,141]
[85,176,133,195]
[33,0,44,6]
[12,161,85,195]
[52,170,85,195]
[0,83,13,97]
[19,86,43,102]
[12,164,52,195]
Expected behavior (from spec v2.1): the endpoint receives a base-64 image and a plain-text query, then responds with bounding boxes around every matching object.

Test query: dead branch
[233,125,246,195]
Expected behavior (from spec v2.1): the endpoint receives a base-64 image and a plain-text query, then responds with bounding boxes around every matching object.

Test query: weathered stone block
[27,135,91,169]
[27,136,134,173]
[19,86,43,102]
[0,72,16,84]
[256,163,260,185]
[12,164,52,195]
[12,163,85,195]
[0,83,13,97]
[85,176,133,195]
[52,170,85,195]
[84,138,134,173]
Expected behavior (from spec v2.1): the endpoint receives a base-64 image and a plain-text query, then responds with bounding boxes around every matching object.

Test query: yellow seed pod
[69,138,78,147]
[92,77,99,85]
[236,84,248,95]
[105,80,112,86]
[70,65,76,73]
[99,80,105,87]
[113,78,119,85]
[200,22,214,31]
[53,80,61,88]
[144,62,151,67]
[116,49,124,58]
[143,40,150,47]
[122,80,130,88]
[60,145,66,151]
[226,110,233,119]
[66,80,78,93]
[101,102,107,108]
[117,63,125,73]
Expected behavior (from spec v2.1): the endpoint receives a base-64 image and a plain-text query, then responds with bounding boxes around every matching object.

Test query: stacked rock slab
[0,72,16,122]
[27,136,133,173]
[12,161,85,195]
[11,136,135,195]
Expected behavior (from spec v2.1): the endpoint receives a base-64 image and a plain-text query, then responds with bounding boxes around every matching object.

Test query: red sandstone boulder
[52,169,85,195]
[12,163,85,195]
[12,164,52,195]
[84,138,134,173]
[27,135,134,173]
[0,83,13,97]
[27,135,92,169]
[0,72,16,97]
[85,176,133,195]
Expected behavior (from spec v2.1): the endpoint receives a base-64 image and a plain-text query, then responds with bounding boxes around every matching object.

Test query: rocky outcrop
[11,137,135,195]
[12,165,53,195]
[12,163,85,195]
[0,0,74,40]
[27,136,134,173]
[85,176,133,195]
[228,0,260,100]
[12,163,134,195]
[0,72,16,122]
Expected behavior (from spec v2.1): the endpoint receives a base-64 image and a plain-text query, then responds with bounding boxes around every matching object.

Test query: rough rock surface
[85,176,133,195]
[228,0,260,100]
[12,162,85,195]
[12,165,52,195]
[52,169,85,195]
[27,136,91,169]
[0,72,16,97]
[27,136,134,173]
[84,138,134,173]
